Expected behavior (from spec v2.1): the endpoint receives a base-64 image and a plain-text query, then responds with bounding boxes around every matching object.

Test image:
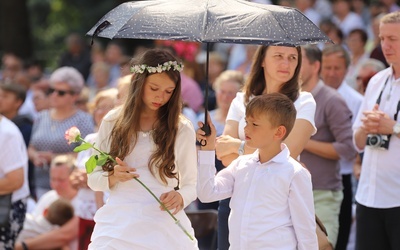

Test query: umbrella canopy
[87,0,331,138]
[87,0,330,46]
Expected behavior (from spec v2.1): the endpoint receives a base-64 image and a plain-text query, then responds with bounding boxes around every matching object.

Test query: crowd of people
[0,0,400,248]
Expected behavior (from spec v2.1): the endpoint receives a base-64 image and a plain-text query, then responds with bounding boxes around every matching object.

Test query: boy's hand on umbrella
[160,190,184,215]
[196,114,217,151]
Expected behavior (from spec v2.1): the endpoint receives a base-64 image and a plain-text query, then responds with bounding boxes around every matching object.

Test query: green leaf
[73,142,92,152]
[97,154,109,166]
[85,155,97,174]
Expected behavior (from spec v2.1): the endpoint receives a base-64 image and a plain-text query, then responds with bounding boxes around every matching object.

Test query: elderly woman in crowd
[28,66,94,199]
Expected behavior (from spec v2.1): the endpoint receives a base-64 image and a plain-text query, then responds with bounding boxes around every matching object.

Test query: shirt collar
[251,143,291,166]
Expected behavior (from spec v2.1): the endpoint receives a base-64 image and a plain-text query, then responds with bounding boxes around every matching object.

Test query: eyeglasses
[48,88,75,96]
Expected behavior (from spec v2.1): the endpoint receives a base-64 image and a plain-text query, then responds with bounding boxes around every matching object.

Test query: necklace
[141,130,154,137]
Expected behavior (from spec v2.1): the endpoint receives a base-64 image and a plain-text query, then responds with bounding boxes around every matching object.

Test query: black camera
[366,134,391,150]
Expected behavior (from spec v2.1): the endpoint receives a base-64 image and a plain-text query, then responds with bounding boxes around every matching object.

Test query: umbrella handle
[199,123,211,146]
[201,123,211,136]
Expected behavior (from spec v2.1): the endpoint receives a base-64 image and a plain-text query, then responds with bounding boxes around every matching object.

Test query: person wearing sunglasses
[28,66,94,201]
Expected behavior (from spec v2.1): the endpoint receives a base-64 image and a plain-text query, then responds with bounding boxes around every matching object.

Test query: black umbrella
[87,0,331,138]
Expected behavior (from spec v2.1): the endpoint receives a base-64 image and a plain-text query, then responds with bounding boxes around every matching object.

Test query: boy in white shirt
[196,93,318,250]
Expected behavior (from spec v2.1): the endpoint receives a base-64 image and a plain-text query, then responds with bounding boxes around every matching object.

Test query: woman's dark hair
[244,45,301,104]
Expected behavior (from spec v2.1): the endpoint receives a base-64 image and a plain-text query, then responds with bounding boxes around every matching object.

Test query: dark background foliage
[0,0,136,70]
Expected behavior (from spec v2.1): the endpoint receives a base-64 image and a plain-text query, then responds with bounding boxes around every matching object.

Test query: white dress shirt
[353,67,400,208]
[337,81,364,175]
[197,144,317,250]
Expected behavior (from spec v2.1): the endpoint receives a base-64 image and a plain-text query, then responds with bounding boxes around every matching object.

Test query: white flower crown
[130,61,184,74]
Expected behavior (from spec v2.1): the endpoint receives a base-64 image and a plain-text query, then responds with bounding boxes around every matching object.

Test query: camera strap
[375,76,400,122]
[375,77,389,105]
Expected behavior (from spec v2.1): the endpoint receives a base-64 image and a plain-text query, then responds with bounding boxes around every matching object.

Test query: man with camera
[353,11,400,250]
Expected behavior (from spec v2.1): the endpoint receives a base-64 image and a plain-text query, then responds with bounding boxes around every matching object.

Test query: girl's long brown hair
[103,48,182,184]
[244,45,301,104]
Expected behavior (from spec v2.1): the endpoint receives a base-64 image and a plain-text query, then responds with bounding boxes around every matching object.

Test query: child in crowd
[16,198,74,244]
[196,93,318,249]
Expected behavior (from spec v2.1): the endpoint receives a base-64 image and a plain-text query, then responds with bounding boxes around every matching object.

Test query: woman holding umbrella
[215,44,317,249]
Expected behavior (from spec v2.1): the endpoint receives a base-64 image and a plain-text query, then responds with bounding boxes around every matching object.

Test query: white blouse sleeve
[295,92,317,135]
[87,109,118,192]
[226,92,246,122]
[175,118,198,208]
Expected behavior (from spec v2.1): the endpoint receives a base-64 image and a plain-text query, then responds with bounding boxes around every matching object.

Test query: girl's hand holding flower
[109,157,139,188]
[160,191,184,215]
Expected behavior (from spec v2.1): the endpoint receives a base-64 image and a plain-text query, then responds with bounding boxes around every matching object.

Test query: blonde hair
[117,74,133,89]
[50,154,76,174]
[88,88,118,114]
[213,70,244,91]
[381,11,400,24]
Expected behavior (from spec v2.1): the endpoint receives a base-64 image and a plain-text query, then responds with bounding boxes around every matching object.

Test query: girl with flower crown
[86,48,198,250]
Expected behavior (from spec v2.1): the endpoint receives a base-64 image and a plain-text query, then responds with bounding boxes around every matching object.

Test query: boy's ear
[43,208,48,217]
[274,125,287,140]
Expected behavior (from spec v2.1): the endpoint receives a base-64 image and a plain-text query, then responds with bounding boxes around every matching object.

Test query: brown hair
[246,93,297,141]
[244,45,301,104]
[0,82,27,103]
[46,198,74,226]
[104,48,183,184]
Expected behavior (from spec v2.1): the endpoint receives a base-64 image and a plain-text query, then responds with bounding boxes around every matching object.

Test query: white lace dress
[87,109,198,250]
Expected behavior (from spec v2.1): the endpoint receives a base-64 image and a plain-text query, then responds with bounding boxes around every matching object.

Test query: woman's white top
[227,91,317,140]
[87,108,198,250]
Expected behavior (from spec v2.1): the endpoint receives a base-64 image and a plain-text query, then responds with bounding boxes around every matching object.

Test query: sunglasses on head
[48,88,75,96]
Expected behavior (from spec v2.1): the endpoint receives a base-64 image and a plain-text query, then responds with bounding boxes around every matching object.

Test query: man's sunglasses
[47,88,75,96]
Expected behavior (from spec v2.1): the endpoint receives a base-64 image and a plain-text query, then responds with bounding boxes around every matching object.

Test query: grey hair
[360,59,386,72]
[322,44,350,68]
[49,66,85,93]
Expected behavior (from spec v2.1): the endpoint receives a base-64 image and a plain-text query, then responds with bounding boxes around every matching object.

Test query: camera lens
[370,136,379,145]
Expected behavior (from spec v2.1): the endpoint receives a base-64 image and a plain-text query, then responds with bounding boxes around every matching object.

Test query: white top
[197,145,318,250]
[337,81,364,174]
[31,190,81,218]
[75,133,102,220]
[332,12,365,37]
[353,67,400,208]
[16,213,59,242]
[87,108,198,250]
[0,116,29,202]
[227,91,317,140]
[18,90,37,121]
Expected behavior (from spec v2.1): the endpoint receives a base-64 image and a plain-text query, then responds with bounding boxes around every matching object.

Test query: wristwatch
[238,141,245,155]
[393,123,400,135]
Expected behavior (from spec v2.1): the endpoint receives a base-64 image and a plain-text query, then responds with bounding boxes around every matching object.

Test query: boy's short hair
[246,93,296,140]
[46,198,74,226]
[0,82,27,103]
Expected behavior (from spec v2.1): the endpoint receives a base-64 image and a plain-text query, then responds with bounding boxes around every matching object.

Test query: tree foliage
[1,0,123,69]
